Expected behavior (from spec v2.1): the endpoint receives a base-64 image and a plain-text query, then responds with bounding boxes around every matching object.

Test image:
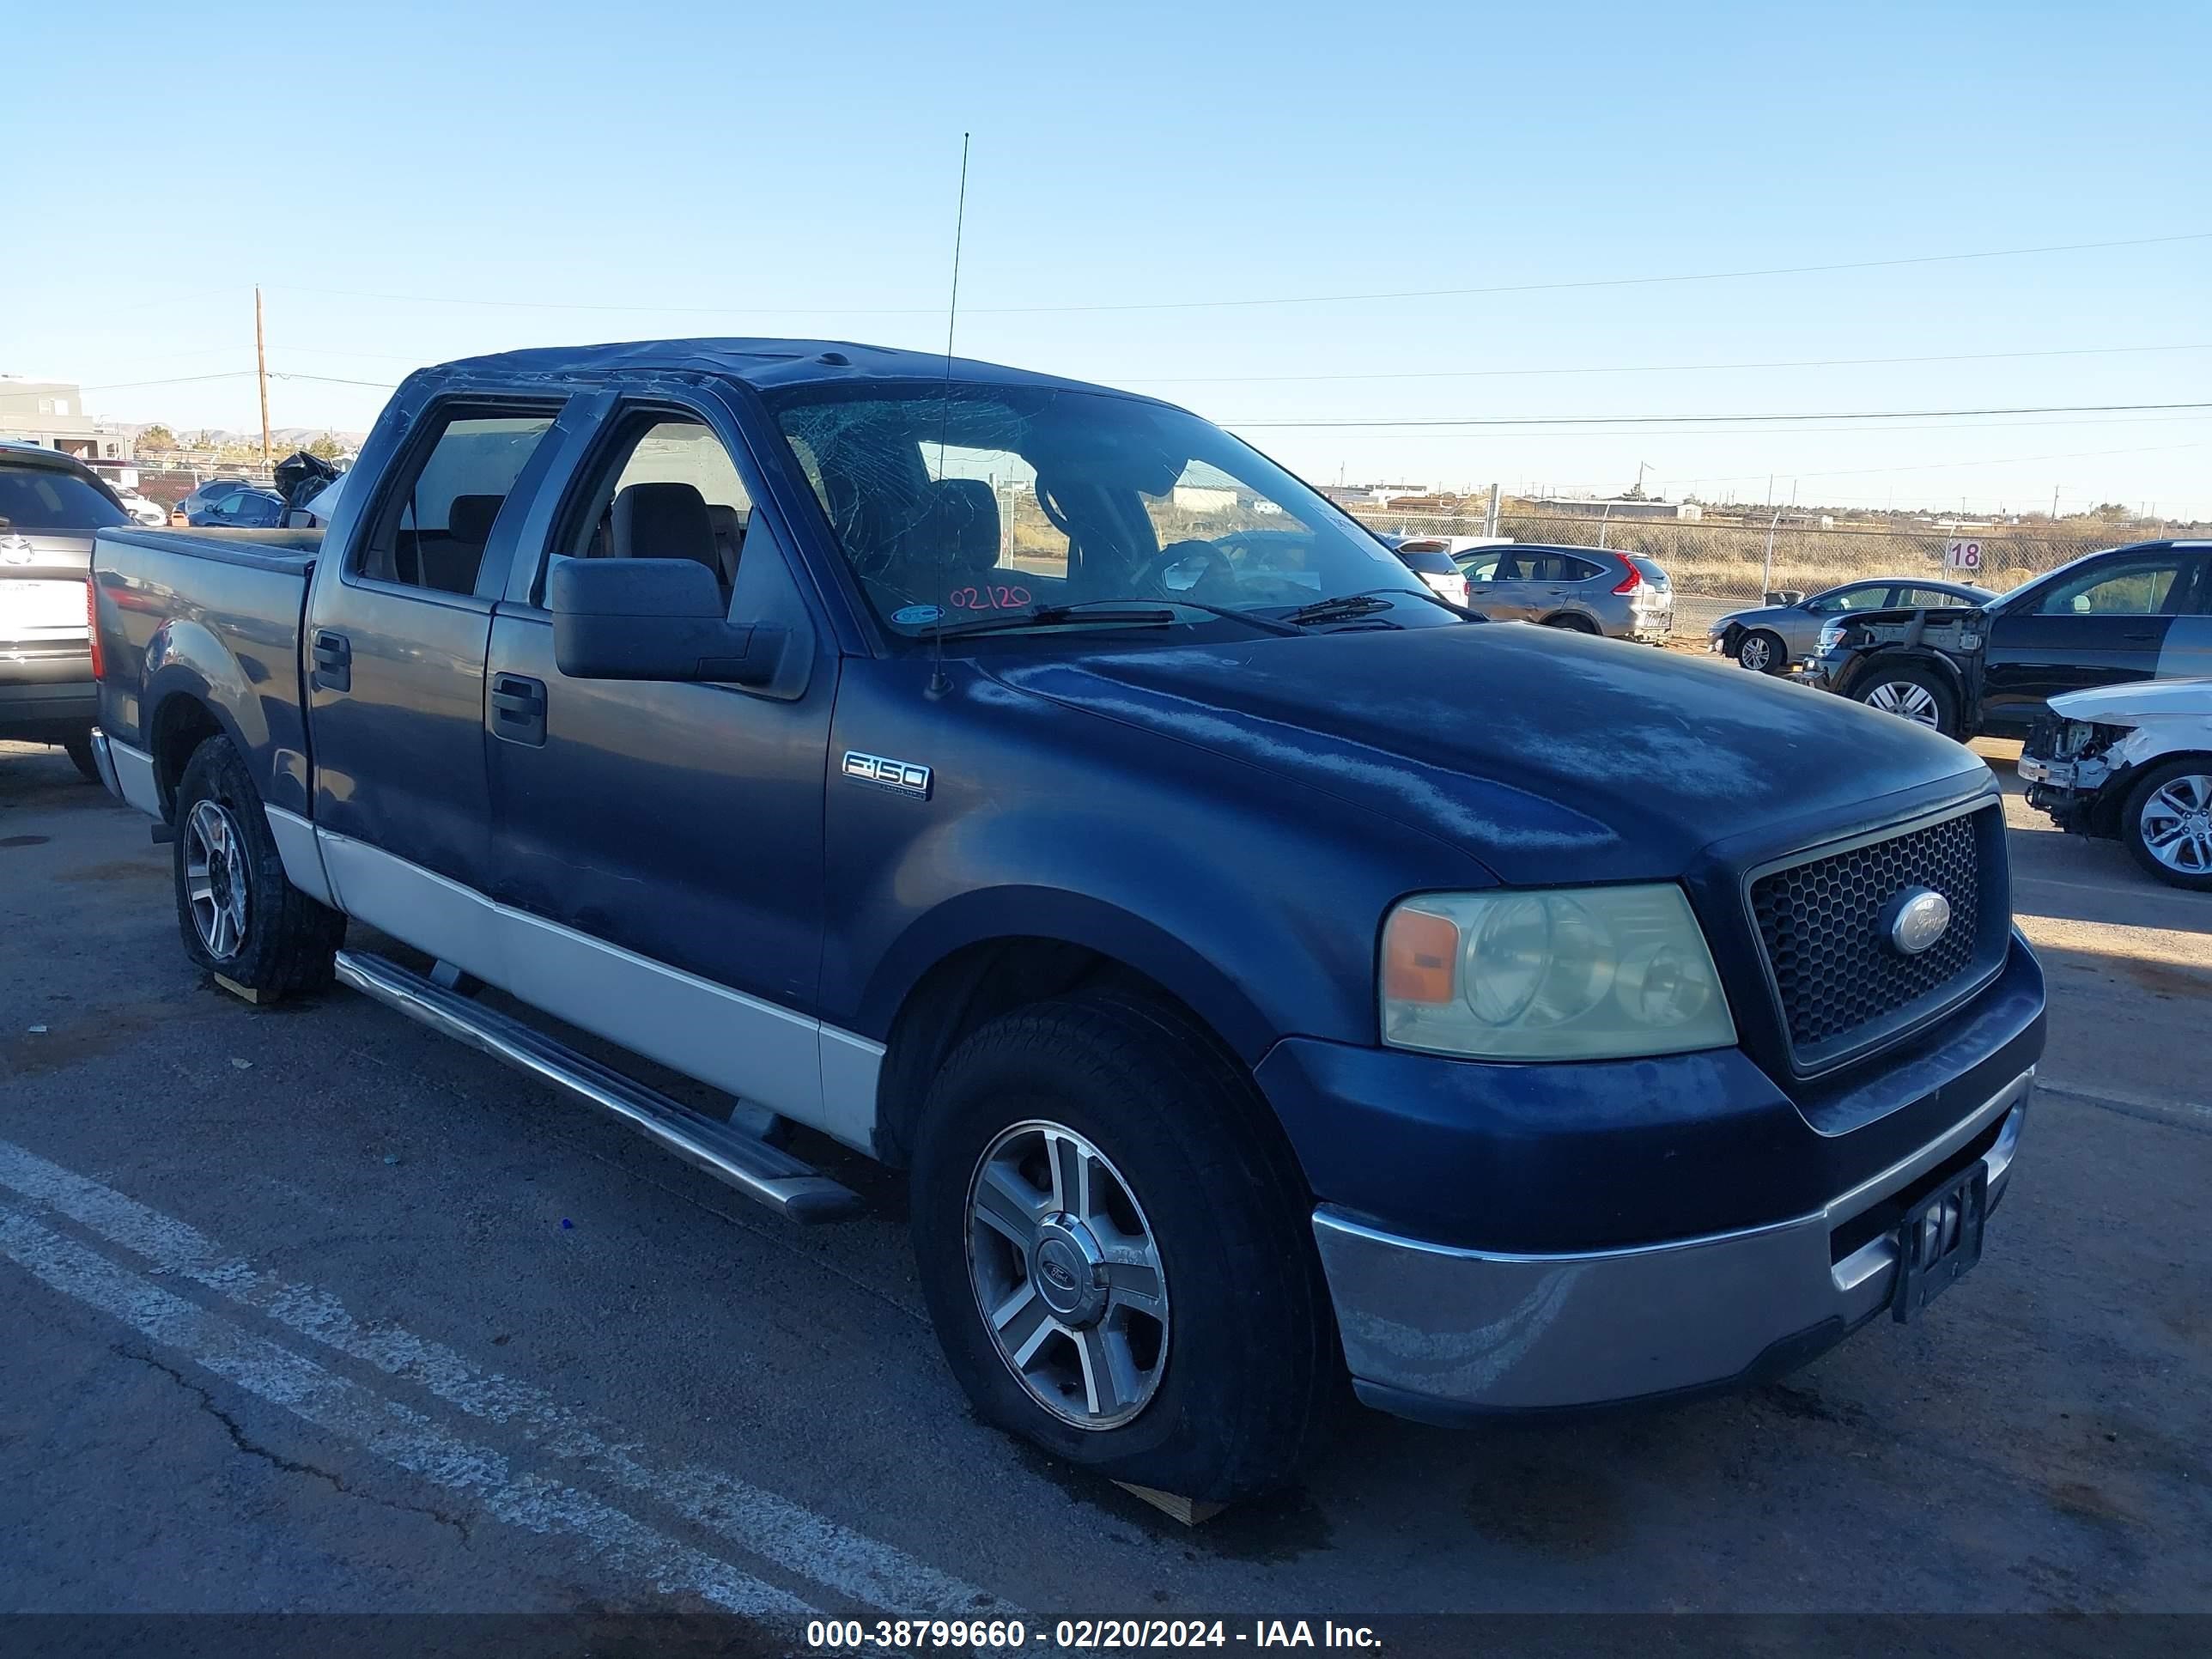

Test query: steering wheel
[1134,538,1235,600]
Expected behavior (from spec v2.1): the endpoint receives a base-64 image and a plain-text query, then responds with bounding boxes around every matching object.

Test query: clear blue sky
[10,0,2209,515]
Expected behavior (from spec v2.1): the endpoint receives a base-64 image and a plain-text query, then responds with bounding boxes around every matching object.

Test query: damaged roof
[425,338,1167,402]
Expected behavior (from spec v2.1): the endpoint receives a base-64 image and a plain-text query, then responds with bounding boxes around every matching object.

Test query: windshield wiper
[921,598,1303,640]
[1279,592,1405,627]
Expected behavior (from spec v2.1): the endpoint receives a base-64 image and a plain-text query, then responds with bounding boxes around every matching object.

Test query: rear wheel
[60,731,101,784]
[172,734,347,999]
[908,993,1338,1503]
[2121,759,2212,890]
[1855,664,1960,738]
[1734,629,1787,675]
[1540,612,1598,634]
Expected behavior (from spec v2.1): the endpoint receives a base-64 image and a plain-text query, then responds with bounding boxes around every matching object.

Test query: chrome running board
[333,949,863,1223]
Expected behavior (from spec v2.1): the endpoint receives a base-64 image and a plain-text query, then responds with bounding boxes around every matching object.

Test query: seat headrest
[920,478,1000,572]
[611,482,719,573]
[447,494,505,545]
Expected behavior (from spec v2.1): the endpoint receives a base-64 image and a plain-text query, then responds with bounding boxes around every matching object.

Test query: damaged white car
[2018,678,2212,889]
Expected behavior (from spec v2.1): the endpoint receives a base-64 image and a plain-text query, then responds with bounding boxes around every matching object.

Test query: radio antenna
[926,131,971,699]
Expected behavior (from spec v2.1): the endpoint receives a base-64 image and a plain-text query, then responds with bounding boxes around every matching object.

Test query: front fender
[1838,643,1966,700]
[857,883,1280,1062]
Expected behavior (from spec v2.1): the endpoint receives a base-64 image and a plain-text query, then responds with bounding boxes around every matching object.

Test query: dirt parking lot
[0,732,2206,1626]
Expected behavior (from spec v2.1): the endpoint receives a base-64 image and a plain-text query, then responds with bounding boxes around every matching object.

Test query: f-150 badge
[842,750,933,799]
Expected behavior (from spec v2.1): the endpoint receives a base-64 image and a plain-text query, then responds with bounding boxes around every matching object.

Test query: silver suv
[1457,544,1674,641]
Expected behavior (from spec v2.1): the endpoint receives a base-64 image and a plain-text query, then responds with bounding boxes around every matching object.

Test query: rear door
[306,398,566,906]
[1462,549,1543,620]
[1980,547,2208,731]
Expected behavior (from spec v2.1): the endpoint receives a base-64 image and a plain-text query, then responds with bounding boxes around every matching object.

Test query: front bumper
[1316,1067,2032,1420]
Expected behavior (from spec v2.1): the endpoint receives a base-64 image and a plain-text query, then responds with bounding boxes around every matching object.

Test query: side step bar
[332,950,864,1223]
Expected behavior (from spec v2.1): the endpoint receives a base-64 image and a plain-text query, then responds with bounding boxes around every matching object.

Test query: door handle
[310,629,350,692]
[489,673,547,747]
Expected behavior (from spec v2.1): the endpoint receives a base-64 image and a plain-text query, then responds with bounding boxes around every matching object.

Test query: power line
[263,228,2211,320]
[1227,400,2212,430]
[1123,341,2212,387]
[1666,439,2210,490]
[78,369,401,392]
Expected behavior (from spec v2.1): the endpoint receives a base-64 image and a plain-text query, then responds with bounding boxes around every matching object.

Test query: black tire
[172,734,347,1000]
[1540,612,1599,633]
[1852,661,1960,739]
[2119,757,2212,890]
[60,731,102,784]
[909,992,1338,1503]
[1734,629,1788,675]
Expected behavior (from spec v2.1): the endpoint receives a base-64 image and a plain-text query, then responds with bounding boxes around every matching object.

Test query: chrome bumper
[1314,1067,2032,1418]
[88,726,123,798]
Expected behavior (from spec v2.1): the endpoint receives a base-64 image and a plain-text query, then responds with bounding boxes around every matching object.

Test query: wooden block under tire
[1113,1481,1226,1526]
[212,974,263,1004]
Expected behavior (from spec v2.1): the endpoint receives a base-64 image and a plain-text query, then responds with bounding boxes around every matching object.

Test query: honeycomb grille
[1751,809,1988,1058]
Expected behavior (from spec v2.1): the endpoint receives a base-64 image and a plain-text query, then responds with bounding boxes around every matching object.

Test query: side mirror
[550,557,786,686]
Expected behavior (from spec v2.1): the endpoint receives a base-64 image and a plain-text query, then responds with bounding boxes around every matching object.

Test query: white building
[0,378,133,461]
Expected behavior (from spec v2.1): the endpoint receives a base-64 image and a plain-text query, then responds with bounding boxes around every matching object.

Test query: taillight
[86,578,104,681]
[1612,559,1643,596]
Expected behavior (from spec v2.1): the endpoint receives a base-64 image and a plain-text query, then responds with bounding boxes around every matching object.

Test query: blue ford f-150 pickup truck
[88,339,2045,1502]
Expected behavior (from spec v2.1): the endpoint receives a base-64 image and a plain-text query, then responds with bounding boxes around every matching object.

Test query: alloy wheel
[1865,680,1942,728]
[965,1120,1170,1431]
[1737,635,1772,672]
[184,799,250,960]
[2140,773,2212,875]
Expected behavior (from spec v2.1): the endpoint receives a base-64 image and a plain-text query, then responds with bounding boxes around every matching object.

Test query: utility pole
[2051,485,2060,521]
[254,285,272,468]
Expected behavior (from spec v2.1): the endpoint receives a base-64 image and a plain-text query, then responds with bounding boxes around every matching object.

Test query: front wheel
[1855,664,1960,738]
[1734,629,1787,675]
[172,734,347,1000]
[2121,759,2212,889]
[908,994,1338,1503]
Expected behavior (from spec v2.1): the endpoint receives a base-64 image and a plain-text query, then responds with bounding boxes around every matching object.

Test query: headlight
[1381,885,1735,1060]
[1817,620,1845,652]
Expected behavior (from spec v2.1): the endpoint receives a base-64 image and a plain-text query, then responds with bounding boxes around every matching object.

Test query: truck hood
[2051,677,2212,724]
[985,623,1989,884]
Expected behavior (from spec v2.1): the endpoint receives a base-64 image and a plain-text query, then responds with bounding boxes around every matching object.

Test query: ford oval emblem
[1885,886,1952,956]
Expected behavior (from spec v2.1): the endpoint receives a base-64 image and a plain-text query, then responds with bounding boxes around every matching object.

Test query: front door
[1981,548,2209,731]
[483,396,852,1142]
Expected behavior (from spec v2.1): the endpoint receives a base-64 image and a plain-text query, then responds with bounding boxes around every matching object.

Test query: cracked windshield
[772,386,1443,639]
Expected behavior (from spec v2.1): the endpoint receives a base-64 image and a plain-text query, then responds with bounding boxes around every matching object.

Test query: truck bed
[91,526,321,817]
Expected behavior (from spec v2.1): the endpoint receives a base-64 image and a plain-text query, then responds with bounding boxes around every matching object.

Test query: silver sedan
[1707,577,1994,673]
